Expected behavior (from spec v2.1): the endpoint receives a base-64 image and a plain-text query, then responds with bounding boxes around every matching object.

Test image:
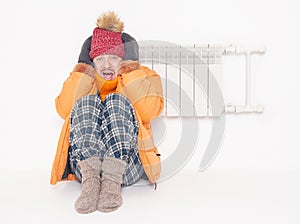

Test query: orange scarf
[95,73,118,101]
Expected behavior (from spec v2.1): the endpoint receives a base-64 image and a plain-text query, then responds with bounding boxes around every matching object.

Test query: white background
[0,0,299,223]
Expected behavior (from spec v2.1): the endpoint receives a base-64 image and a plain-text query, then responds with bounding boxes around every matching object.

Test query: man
[50,11,164,214]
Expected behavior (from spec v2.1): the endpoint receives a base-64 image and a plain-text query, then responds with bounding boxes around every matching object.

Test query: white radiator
[137,42,266,177]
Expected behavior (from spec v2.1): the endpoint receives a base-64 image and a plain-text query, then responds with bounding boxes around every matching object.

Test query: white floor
[1,169,300,224]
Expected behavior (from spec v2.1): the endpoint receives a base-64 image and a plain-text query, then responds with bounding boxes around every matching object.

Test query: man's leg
[69,95,104,214]
[97,93,144,212]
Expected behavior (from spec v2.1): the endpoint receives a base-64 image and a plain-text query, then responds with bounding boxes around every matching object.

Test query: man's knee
[71,94,102,120]
[76,95,99,108]
[104,93,132,107]
[73,95,103,116]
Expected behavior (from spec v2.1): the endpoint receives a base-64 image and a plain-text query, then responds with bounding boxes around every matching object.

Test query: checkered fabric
[69,93,145,187]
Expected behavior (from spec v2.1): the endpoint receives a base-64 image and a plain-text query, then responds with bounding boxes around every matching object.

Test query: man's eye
[111,56,118,60]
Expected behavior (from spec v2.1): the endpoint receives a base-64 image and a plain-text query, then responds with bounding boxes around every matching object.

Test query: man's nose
[103,58,111,68]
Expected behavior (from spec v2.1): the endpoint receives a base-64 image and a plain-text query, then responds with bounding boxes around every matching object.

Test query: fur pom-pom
[96,11,124,32]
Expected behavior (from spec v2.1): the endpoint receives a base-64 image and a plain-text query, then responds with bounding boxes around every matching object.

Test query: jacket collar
[72,60,141,77]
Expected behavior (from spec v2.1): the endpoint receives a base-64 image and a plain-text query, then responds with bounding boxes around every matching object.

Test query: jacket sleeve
[55,72,96,119]
[118,67,164,124]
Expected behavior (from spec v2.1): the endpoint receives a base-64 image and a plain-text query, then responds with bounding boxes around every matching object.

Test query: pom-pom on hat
[89,11,125,59]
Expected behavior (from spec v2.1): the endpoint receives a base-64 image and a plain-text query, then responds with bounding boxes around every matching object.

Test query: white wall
[0,0,299,175]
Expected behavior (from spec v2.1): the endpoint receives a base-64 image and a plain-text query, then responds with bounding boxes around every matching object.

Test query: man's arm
[118,63,164,123]
[55,64,96,119]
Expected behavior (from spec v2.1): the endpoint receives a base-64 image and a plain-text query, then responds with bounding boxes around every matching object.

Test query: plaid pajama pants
[69,93,145,187]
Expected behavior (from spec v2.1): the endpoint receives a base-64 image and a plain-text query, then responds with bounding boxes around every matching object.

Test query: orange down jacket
[50,61,164,185]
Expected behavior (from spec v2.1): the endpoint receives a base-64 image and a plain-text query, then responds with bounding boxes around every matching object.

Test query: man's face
[93,54,123,80]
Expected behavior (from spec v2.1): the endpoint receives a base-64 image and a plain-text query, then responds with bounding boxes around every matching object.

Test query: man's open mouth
[101,71,115,80]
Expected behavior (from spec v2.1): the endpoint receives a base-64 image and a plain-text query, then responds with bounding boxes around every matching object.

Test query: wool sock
[98,157,127,213]
[74,156,101,214]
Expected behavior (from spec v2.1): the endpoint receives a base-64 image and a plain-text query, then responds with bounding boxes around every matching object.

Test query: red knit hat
[89,12,125,59]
